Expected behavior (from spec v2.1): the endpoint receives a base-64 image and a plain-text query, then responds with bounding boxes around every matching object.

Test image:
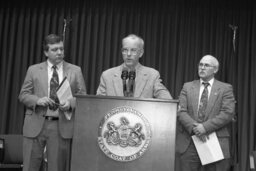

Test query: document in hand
[192,132,224,165]
[57,77,73,120]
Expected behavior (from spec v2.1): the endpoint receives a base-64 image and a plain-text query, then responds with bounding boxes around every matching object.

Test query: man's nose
[57,49,62,54]
[127,50,131,56]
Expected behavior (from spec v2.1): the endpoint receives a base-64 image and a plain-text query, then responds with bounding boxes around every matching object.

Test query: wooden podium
[71,95,178,171]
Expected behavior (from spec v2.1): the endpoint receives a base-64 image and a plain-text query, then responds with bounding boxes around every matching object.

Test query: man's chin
[199,73,205,77]
[199,75,206,80]
[55,58,64,63]
[124,62,134,68]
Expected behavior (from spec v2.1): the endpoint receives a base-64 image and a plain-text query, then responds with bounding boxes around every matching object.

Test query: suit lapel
[40,62,49,96]
[134,65,148,97]
[63,61,71,82]
[192,81,200,117]
[206,80,220,115]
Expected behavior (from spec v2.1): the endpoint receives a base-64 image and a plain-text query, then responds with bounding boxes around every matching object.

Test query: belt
[44,116,59,121]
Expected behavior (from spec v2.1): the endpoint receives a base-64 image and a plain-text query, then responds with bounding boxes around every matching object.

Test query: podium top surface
[75,94,179,103]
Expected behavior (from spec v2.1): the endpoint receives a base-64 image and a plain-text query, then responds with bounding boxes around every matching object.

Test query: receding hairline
[122,34,144,49]
[201,55,219,68]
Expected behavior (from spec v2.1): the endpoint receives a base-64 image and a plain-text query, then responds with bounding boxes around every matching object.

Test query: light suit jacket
[19,61,86,139]
[176,79,235,158]
[96,63,172,99]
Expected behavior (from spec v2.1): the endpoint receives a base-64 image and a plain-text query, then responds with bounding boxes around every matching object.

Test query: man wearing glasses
[97,34,172,99]
[176,55,235,171]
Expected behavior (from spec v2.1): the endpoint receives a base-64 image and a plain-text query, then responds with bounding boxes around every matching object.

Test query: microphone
[128,70,136,97]
[121,69,128,97]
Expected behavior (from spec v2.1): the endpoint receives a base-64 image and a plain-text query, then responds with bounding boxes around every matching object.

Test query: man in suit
[176,55,235,171]
[19,34,86,171]
[97,34,172,99]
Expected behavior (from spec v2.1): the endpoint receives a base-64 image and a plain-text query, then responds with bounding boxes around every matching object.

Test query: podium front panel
[71,95,177,171]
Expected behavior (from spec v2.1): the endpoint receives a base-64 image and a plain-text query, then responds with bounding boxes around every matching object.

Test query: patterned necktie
[49,65,59,110]
[198,82,210,122]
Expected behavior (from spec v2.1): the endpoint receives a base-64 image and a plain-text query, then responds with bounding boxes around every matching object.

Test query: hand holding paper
[57,77,73,120]
[192,132,224,165]
[193,123,207,136]
[59,100,71,111]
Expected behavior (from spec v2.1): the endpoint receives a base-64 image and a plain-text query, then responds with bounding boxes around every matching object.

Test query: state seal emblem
[98,106,152,162]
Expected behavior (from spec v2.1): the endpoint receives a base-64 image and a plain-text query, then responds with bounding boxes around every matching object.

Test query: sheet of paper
[57,78,73,120]
[192,132,224,165]
[250,152,256,169]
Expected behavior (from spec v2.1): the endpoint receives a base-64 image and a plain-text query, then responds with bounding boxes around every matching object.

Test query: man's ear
[139,49,144,58]
[44,51,48,57]
[214,67,219,74]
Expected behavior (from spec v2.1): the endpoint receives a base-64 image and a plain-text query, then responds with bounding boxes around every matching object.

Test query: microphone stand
[121,70,128,97]
[128,71,136,97]
[229,24,238,53]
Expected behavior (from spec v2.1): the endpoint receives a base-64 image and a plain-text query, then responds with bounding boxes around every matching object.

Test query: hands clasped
[192,123,209,142]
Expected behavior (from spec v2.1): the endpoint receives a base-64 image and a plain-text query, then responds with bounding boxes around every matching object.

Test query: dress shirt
[46,60,63,116]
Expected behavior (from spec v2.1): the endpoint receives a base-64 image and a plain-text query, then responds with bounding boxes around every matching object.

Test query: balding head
[121,34,144,69]
[198,55,219,81]
[122,34,144,50]
[200,55,219,70]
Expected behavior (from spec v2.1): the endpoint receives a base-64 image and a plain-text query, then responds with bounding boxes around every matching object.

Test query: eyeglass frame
[121,48,141,55]
[198,63,215,69]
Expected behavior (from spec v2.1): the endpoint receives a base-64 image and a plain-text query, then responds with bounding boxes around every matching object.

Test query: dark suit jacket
[96,63,172,99]
[19,61,86,139]
[176,79,235,158]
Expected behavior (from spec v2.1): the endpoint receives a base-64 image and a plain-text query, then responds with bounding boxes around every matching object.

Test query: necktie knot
[52,65,57,70]
[203,82,209,88]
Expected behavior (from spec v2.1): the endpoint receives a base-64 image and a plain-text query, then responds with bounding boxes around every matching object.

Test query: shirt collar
[47,60,63,70]
[200,78,214,87]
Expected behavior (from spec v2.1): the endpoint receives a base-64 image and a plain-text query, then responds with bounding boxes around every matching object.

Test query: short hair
[122,34,144,49]
[201,54,220,70]
[43,34,63,51]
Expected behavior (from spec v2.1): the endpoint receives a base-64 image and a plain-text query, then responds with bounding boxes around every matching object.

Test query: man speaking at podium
[97,34,172,99]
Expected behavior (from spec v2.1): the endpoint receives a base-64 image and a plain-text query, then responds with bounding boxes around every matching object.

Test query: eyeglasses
[121,48,140,55]
[198,63,215,68]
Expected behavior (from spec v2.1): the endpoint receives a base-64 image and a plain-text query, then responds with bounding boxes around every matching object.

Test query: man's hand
[192,123,209,142]
[36,97,55,107]
[192,123,207,136]
[59,100,71,111]
[197,134,209,142]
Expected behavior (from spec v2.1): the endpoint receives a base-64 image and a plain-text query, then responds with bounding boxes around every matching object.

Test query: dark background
[0,0,255,170]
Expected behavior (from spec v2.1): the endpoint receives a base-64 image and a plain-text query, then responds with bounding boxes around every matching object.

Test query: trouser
[23,120,71,171]
[178,141,231,171]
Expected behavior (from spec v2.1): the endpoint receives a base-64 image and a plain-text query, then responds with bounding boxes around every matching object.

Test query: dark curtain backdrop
[0,0,255,170]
